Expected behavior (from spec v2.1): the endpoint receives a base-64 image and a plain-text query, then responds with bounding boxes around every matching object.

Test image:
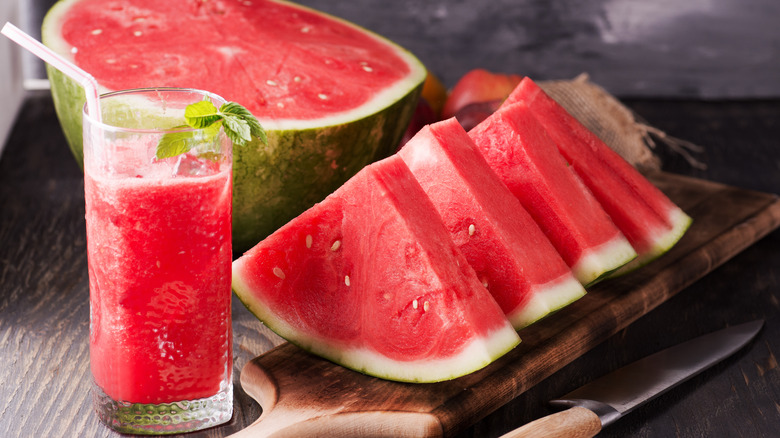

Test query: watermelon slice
[398,118,585,329]
[232,155,520,382]
[503,78,692,271]
[468,102,637,286]
[42,0,426,251]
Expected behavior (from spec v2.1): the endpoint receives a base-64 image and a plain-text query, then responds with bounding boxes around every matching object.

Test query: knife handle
[499,406,601,438]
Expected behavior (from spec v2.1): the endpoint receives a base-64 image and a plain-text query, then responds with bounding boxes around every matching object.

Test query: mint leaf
[222,115,251,146]
[156,125,200,159]
[184,100,222,128]
[155,100,265,160]
[220,102,267,144]
[219,102,253,120]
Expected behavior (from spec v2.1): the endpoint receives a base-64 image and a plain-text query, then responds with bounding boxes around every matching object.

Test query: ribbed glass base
[92,382,233,435]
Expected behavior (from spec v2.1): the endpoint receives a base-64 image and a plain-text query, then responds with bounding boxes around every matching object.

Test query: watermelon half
[503,78,692,272]
[42,0,426,251]
[399,118,585,329]
[232,155,520,382]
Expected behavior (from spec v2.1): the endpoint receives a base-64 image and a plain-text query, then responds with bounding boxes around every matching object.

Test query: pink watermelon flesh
[58,0,412,120]
[398,118,585,329]
[503,78,691,270]
[232,155,520,382]
[468,102,637,286]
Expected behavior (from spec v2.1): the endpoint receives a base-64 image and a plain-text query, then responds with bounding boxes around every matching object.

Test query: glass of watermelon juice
[82,88,233,434]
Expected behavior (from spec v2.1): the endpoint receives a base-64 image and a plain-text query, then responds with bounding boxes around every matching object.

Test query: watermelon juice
[86,166,232,400]
[83,88,233,434]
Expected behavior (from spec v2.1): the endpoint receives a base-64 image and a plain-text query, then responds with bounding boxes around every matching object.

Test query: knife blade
[500,319,764,438]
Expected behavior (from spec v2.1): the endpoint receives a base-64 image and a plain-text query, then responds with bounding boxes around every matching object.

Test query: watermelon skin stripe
[504,78,692,273]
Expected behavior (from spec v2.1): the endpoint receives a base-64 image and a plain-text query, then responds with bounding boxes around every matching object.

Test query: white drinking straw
[2,21,101,121]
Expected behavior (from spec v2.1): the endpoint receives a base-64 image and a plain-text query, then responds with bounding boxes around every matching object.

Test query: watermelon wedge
[232,155,520,383]
[469,102,637,286]
[503,78,692,271]
[42,0,426,251]
[399,118,585,329]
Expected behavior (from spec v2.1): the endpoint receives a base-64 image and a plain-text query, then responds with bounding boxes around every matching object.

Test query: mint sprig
[156,100,266,159]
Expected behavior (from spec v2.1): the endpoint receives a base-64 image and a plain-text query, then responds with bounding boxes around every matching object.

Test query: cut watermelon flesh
[232,155,520,382]
[399,118,585,329]
[503,78,692,270]
[53,0,417,125]
[469,102,637,286]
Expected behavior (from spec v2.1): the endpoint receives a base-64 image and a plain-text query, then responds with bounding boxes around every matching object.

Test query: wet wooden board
[232,171,780,437]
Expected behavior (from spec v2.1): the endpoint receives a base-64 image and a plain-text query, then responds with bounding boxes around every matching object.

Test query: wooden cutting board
[231,172,780,438]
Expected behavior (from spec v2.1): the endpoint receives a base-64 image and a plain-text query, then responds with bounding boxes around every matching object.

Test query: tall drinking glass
[82,88,233,434]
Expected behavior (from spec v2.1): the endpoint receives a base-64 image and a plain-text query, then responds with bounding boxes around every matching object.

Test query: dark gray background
[20,0,780,99]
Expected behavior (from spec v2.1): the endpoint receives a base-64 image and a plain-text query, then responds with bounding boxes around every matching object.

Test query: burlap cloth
[538,73,705,171]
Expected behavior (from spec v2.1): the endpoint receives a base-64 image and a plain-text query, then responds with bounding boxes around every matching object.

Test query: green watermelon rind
[572,234,638,287]
[609,206,693,277]
[231,265,521,383]
[230,91,420,251]
[508,273,585,330]
[42,0,426,252]
[45,63,87,166]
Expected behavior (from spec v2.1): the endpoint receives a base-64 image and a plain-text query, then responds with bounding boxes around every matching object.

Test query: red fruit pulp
[58,0,413,120]
[86,166,233,404]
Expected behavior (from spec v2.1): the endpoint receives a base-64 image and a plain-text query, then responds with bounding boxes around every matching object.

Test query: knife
[501,319,764,438]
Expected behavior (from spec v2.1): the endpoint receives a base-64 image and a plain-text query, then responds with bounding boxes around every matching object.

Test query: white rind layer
[571,234,637,286]
[322,324,520,383]
[611,206,693,276]
[232,262,521,383]
[506,273,586,330]
[646,206,693,259]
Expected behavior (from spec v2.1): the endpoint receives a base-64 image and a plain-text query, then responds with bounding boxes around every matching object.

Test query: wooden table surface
[1,92,779,438]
